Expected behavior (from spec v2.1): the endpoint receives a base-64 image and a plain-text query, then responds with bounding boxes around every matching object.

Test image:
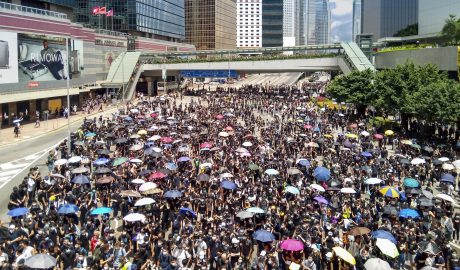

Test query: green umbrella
[113,157,128,166]
[410,144,421,149]
[403,178,419,188]
[248,164,260,171]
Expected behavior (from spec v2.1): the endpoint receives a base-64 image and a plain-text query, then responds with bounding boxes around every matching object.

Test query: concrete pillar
[8,103,17,125]
[29,100,36,121]
[146,77,153,96]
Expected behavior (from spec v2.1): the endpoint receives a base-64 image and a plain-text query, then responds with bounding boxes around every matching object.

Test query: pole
[65,38,71,157]
[122,52,125,102]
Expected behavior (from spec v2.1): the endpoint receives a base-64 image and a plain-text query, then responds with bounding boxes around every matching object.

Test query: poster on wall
[104,51,119,71]
[17,33,84,82]
[0,31,19,84]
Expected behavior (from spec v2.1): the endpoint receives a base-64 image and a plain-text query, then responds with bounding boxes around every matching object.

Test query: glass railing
[94,29,129,38]
[0,2,67,19]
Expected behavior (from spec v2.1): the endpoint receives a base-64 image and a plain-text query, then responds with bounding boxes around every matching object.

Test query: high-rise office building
[262,0,283,47]
[305,0,331,45]
[352,0,362,42]
[185,0,236,50]
[294,0,307,46]
[362,0,418,41]
[237,0,263,48]
[419,0,460,36]
[283,0,296,46]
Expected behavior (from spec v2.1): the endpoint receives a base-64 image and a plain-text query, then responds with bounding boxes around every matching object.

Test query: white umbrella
[436,193,455,204]
[139,182,158,192]
[246,207,265,214]
[54,159,68,166]
[130,158,143,163]
[135,198,156,206]
[438,157,450,162]
[68,156,82,163]
[219,131,230,137]
[220,173,234,178]
[410,158,425,165]
[365,178,382,185]
[24,254,57,269]
[131,179,145,184]
[360,131,370,137]
[340,187,356,194]
[443,163,455,171]
[376,238,399,258]
[235,147,249,153]
[364,258,391,270]
[200,163,213,168]
[149,135,161,141]
[130,108,139,113]
[123,213,146,222]
[242,141,253,147]
[453,160,460,168]
[152,147,162,153]
[310,184,325,192]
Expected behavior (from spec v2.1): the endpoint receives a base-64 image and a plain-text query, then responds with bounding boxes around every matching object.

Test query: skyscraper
[361,0,418,41]
[185,0,237,50]
[283,0,296,46]
[418,0,459,35]
[237,0,263,48]
[262,0,284,47]
[352,0,362,42]
[305,0,331,45]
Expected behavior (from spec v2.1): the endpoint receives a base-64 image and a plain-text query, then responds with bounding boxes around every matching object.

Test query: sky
[330,0,353,42]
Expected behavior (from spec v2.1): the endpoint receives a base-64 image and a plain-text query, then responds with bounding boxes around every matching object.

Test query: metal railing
[0,2,67,19]
[94,29,129,38]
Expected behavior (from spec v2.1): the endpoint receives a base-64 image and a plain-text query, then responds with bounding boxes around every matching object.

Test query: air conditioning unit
[0,40,9,69]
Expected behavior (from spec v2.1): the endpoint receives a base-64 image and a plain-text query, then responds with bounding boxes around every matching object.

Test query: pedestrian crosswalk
[0,149,49,185]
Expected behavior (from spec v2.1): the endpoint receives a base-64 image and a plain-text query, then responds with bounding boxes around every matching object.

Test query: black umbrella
[418,197,434,207]
[432,159,443,166]
[105,133,115,138]
[157,168,171,175]
[197,174,210,182]
[422,146,434,153]
[418,241,441,255]
[399,158,410,165]
[383,206,398,216]
[94,167,112,174]
[115,138,128,144]
[138,169,152,177]
[72,175,90,184]
[97,149,111,155]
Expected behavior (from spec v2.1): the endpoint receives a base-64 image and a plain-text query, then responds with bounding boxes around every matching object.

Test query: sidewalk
[0,104,120,147]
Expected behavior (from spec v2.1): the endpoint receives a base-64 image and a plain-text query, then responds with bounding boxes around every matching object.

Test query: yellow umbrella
[384,130,394,136]
[376,238,399,258]
[333,247,356,265]
[346,133,358,139]
[137,130,147,135]
[324,134,333,138]
[401,140,413,145]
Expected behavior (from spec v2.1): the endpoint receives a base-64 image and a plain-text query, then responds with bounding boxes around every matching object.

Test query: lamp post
[65,37,71,157]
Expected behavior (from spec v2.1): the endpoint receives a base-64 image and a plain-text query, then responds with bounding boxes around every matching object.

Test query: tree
[441,14,460,45]
[394,23,418,37]
[326,69,376,115]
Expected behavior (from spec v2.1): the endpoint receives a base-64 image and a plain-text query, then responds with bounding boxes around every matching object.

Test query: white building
[237,0,263,48]
[283,0,296,40]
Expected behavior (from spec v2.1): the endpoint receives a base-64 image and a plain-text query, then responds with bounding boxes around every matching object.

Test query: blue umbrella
[399,208,420,219]
[7,207,29,217]
[179,207,197,218]
[58,204,79,215]
[441,173,455,184]
[403,178,420,188]
[313,127,320,132]
[72,175,90,185]
[85,132,96,138]
[94,158,110,166]
[361,152,372,158]
[164,190,183,198]
[91,207,113,215]
[253,229,275,242]
[371,230,397,244]
[221,180,237,190]
[124,116,133,121]
[313,167,331,182]
[296,159,310,167]
[166,162,178,170]
[178,156,190,162]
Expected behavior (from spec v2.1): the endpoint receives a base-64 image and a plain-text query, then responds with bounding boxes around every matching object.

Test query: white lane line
[0,169,23,177]
[24,154,40,161]
[0,163,27,170]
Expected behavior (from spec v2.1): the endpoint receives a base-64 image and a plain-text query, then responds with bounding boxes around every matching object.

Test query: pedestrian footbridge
[105,42,374,100]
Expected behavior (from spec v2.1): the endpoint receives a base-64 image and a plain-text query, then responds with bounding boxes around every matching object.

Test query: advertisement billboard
[17,33,84,82]
[0,31,19,84]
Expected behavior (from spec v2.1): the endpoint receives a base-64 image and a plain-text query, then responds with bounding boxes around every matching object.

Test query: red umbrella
[150,113,158,118]
[374,134,384,140]
[304,124,313,129]
[215,115,224,120]
[349,123,358,128]
[149,171,167,180]
[161,137,173,143]
[225,126,234,131]
[280,239,304,251]
[244,134,253,139]
[200,142,212,148]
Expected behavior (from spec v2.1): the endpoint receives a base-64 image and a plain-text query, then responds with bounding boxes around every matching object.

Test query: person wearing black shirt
[59,248,76,270]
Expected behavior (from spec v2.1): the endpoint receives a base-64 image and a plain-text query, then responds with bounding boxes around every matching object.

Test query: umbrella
[120,190,142,198]
[382,206,399,216]
[340,187,356,194]
[219,131,230,137]
[264,169,279,175]
[373,134,384,140]
[313,167,331,181]
[246,207,265,214]
[349,227,371,236]
[94,158,110,166]
[114,138,128,144]
[399,208,420,218]
[307,142,319,147]
[296,159,310,167]
[379,186,400,198]
[200,142,213,148]
[130,158,143,164]
[384,130,394,136]
[149,135,161,141]
[85,132,96,138]
[139,182,158,192]
[423,146,434,153]
[137,130,147,135]
[94,167,111,174]
[422,190,434,199]
[441,173,455,184]
[287,168,302,175]
[24,254,57,269]
[438,157,450,162]
[435,193,455,203]
[149,171,167,180]
[221,180,237,190]
[361,152,372,158]
[68,156,82,163]
[220,172,234,178]
[96,176,114,184]
[164,190,183,198]
[313,196,328,205]
[361,131,370,136]
[364,258,391,270]
[443,163,455,170]
[123,213,146,222]
[72,167,89,174]
[91,207,113,215]
[399,158,410,165]
[236,211,254,219]
[365,178,382,185]
[253,229,275,242]
[453,160,460,168]
[376,238,399,258]
[215,114,224,119]
[418,197,434,207]
[411,158,425,165]
[178,156,190,162]
[403,178,420,188]
[285,186,300,195]
[242,141,253,147]
[50,173,65,179]
[236,147,249,153]
[333,247,356,265]
[161,137,173,143]
[57,204,79,215]
[54,159,67,166]
[179,207,197,218]
[419,241,441,255]
[135,198,156,206]
[97,149,111,155]
[248,164,260,171]
[129,144,143,151]
[280,239,304,251]
[165,162,177,171]
[7,207,28,217]
[112,157,128,166]
[72,175,90,184]
[345,133,358,139]
[197,174,211,182]
[371,230,397,244]
[310,183,325,192]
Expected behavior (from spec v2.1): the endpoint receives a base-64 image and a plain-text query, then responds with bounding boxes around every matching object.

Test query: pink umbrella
[225,126,234,131]
[149,171,166,181]
[200,142,212,148]
[215,115,224,120]
[161,137,173,143]
[280,239,304,251]
[373,134,383,140]
[304,124,313,129]
[150,113,158,118]
[349,123,358,129]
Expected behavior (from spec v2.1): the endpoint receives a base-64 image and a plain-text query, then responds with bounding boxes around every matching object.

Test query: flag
[92,6,100,15]
[99,6,107,14]
[106,9,113,17]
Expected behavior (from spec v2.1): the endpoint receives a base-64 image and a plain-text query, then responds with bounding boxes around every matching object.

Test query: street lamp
[65,37,71,157]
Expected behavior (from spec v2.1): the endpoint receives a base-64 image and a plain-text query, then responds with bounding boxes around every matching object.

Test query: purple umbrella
[178,156,190,162]
[313,196,328,205]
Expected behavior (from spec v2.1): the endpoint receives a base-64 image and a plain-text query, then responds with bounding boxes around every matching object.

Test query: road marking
[0,169,22,177]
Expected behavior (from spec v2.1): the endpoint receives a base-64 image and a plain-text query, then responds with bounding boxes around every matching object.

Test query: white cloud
[330,0,353,16]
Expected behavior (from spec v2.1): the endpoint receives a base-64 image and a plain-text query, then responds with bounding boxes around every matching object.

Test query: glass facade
[262,0,283,47]
[185,0,236,50]
[352,0,361,42]
[305,0,331,45]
